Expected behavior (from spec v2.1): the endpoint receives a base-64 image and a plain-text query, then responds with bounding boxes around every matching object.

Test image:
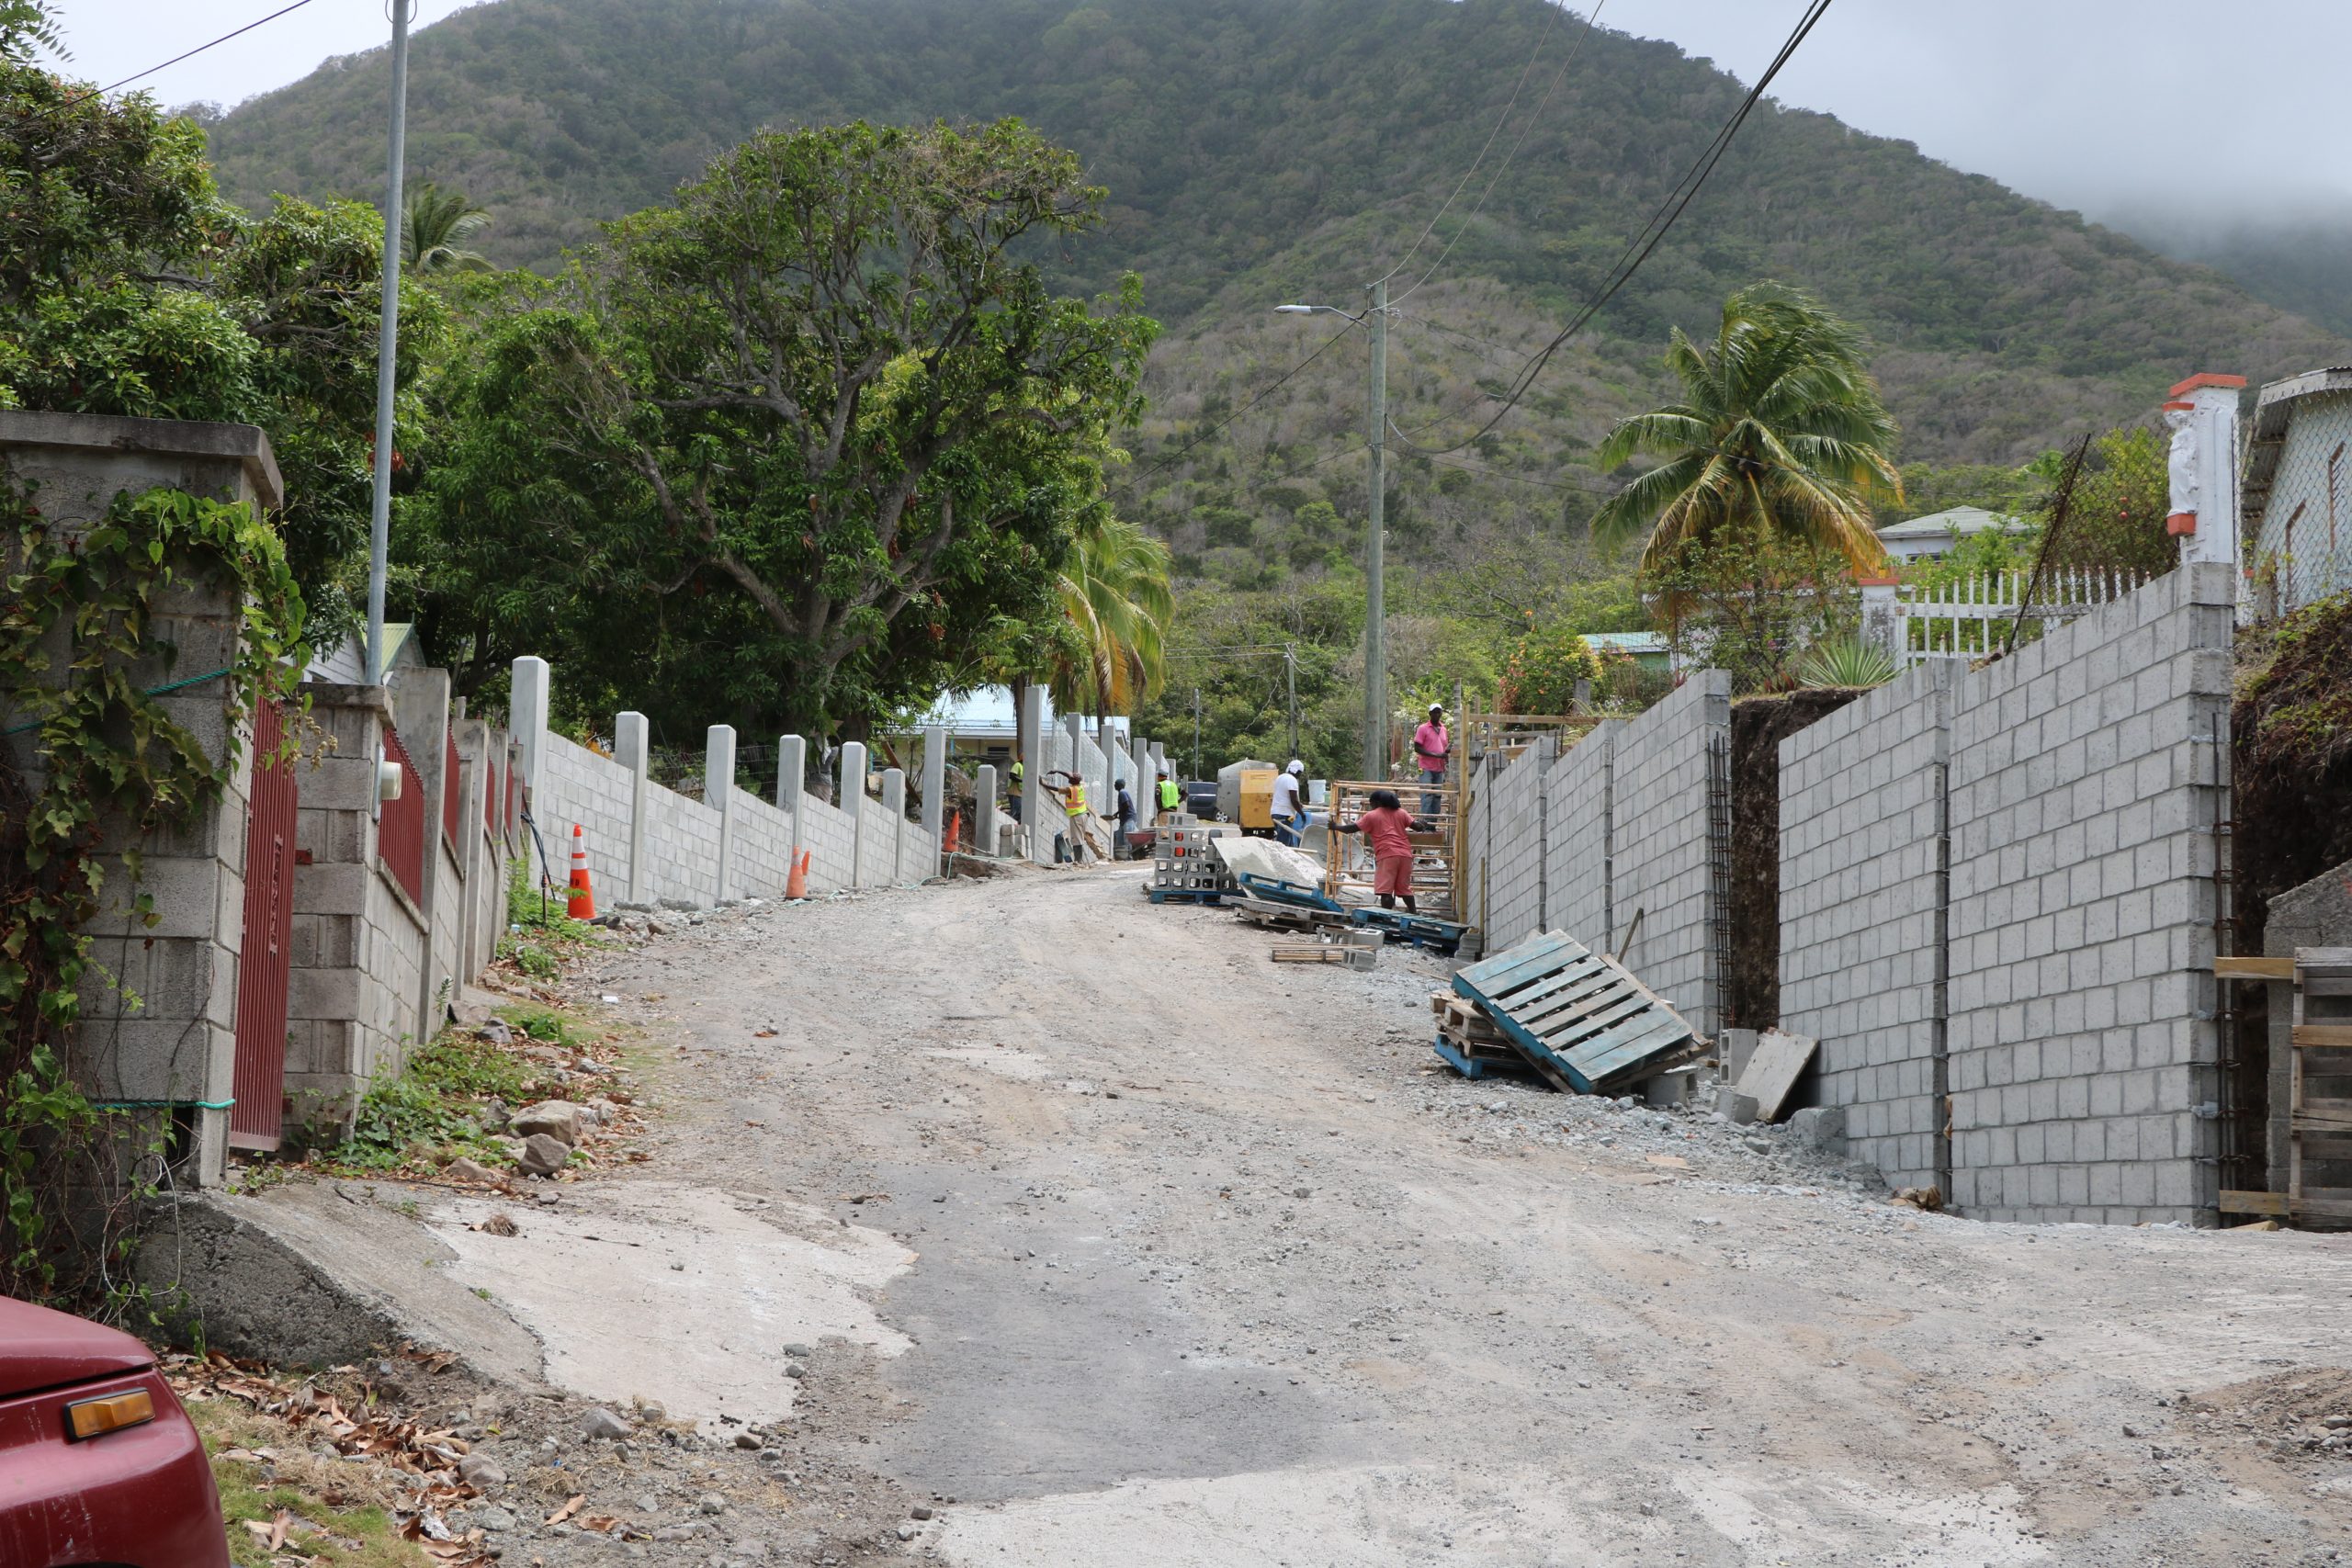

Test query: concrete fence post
[975,764,999,858]
[921,725,946,863]
[615,711,650,905]
[777,734,806,862]
[706,724,737,904]
[838,741,867,886]
[1020,688,1046,865]
[511,657,550,815]
[391,664,454,1048]
[1859,578,1902,666]
[881,767,907,885]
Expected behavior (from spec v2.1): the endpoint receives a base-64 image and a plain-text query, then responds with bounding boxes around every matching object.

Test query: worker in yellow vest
[1155,769,1182,823]
[1043,769,1094,863]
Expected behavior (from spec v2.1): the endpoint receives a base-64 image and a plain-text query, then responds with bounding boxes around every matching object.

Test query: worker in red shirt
[1412,704,1449,817]
[1334,788,1429,912]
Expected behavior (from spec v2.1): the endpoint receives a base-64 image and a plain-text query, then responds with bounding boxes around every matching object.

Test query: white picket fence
[1872,568,2151,667]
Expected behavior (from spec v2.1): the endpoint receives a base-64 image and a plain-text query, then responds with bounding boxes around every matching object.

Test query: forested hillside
[204,0,2352,767]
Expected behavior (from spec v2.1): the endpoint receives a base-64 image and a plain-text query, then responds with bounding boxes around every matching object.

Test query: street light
[1276,282,1396,782]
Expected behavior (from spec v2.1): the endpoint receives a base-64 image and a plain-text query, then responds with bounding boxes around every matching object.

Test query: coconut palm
[401,184,492,274]
[1047,511,1173,716]
[1591,284,1900,575]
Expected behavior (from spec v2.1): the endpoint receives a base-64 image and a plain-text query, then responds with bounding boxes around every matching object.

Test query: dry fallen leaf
[753,1029,777,1038]
[545,1495,586,1527]
[470,1213,521,1237]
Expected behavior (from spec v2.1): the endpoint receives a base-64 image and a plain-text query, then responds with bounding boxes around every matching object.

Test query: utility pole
[1363,277,1389,783]
[1192,686,1203,782]
[364,0,414,686]
[1284,644,1299,763]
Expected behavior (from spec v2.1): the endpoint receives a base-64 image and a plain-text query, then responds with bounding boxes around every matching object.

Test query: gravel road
[442,863,2352,1566]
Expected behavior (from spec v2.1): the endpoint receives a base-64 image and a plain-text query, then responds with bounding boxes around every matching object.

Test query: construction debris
[1731,1028,1819,1123]
[1446,930,1705,1095]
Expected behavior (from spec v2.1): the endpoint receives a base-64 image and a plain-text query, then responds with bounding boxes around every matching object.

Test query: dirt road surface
[425,865,2352,1566]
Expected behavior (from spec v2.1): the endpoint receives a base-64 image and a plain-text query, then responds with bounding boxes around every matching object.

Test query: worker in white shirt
[1272,759,1309,847]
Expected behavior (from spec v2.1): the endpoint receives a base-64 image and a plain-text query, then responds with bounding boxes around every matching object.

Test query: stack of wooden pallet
[1147,814,1231,905]
[1428,990,1534,1079]
[1436,931,1706,1095]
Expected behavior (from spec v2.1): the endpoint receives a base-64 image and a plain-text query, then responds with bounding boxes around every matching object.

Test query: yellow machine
[1238,768,1278,835]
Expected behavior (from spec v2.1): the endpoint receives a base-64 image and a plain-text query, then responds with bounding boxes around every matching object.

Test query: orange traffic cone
[567,824,596,919]
[785,848,809,900]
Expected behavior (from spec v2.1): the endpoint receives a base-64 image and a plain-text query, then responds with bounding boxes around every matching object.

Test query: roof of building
[1581,631,1668,654]
[305,623,420,684]
[2242,367,2352,535]
[1877,504,2024,541]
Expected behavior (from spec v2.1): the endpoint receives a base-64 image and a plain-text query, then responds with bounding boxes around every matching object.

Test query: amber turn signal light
[63,1388,154,1441]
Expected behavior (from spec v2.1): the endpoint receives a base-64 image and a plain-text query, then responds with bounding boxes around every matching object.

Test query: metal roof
[1877,504,2023,540]
[2240,367,2352,538]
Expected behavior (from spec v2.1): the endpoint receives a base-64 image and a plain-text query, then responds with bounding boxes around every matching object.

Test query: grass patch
[192,1399,420,1568]
[501,852,605,979]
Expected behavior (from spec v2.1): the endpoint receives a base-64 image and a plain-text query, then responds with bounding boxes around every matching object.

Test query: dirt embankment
[1725,687,1867,1031]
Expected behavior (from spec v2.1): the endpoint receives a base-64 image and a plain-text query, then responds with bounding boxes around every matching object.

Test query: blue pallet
[1146,886,1225,905]
[1430,1033,1537,1081]
[1235,872,1344,912]
[1351,907,1469,954]
[1452,931,1698,1095]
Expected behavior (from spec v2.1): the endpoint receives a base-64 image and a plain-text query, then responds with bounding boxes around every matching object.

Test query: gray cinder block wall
[0,412,287,1186]
[1779,663,1953,1191]
[1776,566,2235,1224]
[1610,672,1734,1040]
[1945,563,2234,1224]
[1463,678,1728,1041]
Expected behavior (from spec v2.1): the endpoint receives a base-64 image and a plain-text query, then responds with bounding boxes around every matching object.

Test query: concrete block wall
[644,786,723,908]
[731,789,797,899]
[1479,739,1553,950]
[1779,664,1952,1190]
[1611,672,1733,1039]
[537,735,634,897]
[1544,722,1620,952]
[798,791,857,890]
[1943,563,2233,1224]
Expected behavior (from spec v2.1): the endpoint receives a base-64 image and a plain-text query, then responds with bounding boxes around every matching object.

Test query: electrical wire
[1396,0,1836,458]
[35,0,324,117]
[1373,0,1570,288]
[1390,0,1609,307]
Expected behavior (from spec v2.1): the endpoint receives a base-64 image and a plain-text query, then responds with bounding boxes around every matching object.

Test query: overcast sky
[49,0,2352,230]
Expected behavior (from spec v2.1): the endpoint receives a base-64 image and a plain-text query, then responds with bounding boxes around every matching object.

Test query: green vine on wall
[0,480,306,1312]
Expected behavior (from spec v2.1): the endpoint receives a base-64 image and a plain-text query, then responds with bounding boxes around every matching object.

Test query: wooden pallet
[1351,906,1468,955]
[1452,931,1704,1096]
[1231,896,1345,934]
[2289,947,2352,1228]
[1236,872,1343,912]
[1144,886,1225,906]
[1431,1032,1540,1080]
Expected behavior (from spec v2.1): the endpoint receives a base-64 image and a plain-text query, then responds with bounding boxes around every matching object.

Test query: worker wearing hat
[1272,759,1309,848]
[1412,704,1450,817]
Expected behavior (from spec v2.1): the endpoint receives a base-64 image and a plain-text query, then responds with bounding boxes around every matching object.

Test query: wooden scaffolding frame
[1323,777,1460,920]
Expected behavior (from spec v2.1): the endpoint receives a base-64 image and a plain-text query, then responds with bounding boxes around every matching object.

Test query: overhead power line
[1390,0,1610,308]
[37,0,324,118]
[1396,0,1837,459]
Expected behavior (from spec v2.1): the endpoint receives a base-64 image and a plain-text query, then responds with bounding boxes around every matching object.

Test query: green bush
[1498,623,1601,715]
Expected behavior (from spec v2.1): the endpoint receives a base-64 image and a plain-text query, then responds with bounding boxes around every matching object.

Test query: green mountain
[206,0,2351,580]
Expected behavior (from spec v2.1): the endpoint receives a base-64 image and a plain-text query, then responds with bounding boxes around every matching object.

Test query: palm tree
[402,184,493,274]
[1047,511,1173,716]
[1590,284,1900,575]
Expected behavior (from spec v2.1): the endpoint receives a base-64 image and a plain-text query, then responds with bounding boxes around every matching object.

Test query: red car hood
[0,1295,154,1398]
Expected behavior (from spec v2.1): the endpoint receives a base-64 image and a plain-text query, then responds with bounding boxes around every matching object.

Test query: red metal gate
[230,699,299,1151]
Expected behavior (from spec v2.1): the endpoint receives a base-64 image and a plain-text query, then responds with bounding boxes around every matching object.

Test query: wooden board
[1732,1030,1818,1123]
[1271,944,1347,964]
[2219,1190,2289,1216]
[2215,955,2296,980]
[2292,1025,2352,1048]
[1453,930,1702,1096]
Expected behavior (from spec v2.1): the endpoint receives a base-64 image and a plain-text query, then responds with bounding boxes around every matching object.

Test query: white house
[1874,504,2024,563]
[2240,367,2352,619]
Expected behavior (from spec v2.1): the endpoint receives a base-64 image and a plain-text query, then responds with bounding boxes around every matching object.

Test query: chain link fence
[2248,405,2352,619]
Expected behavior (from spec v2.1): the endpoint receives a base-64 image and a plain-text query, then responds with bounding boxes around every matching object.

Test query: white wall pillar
[839,740,867,886]
[1858,576,1902,666]
[706,724,737,903]
[2165,373,2247,618]
[777,734,806,861]
[511,656,550,816]
[615,710,650,904]
[1020,688,1047,865]
[920,725,946,861]
[975,763,999,859]
[881,766,907,884]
